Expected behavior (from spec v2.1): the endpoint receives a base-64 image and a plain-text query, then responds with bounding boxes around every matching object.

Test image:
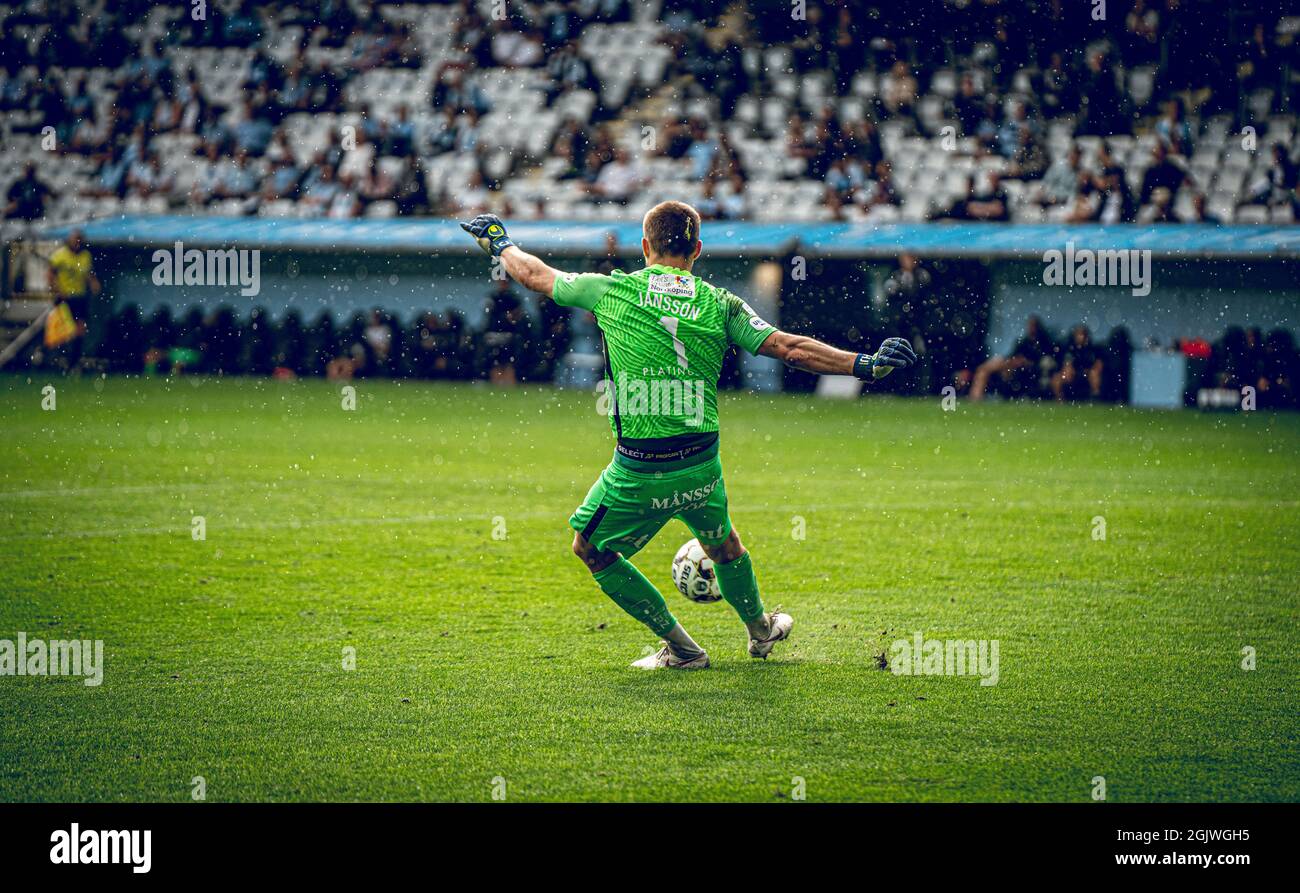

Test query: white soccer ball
[672,538,721,604]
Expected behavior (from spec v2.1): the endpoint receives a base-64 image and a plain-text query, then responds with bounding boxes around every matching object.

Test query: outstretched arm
[759,330,917,380]
[499,245,560,295]
[758,330,857,375]
[460,214,564,295]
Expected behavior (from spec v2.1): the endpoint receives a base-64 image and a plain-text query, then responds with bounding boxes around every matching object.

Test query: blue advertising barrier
[41,216,1300,259]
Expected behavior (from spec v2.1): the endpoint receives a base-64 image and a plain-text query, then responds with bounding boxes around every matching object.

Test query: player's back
[552,263,775,466]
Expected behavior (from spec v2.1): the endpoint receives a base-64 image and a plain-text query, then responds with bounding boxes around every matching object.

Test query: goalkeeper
[462,202,915,669]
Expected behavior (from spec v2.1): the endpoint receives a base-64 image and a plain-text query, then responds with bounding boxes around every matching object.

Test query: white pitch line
[0,482,240,500]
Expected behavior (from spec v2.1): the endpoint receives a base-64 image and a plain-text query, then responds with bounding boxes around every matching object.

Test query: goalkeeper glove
[459,213,515,256]
[853,337,917,380]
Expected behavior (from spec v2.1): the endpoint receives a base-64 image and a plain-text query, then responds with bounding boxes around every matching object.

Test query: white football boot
[631,644,711,670]
[748,611,794,659]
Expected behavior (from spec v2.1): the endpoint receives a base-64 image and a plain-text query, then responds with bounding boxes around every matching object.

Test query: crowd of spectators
[2,0,1298,226]
[32,293,1293,410]
[40,280,575,384]
[961,314,1299,408]
[13,231,1296,410]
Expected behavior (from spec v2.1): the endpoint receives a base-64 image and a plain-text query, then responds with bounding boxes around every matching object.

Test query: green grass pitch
[1,375,1296,802]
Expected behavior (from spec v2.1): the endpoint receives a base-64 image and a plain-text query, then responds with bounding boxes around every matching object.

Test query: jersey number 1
[658,316,688,370]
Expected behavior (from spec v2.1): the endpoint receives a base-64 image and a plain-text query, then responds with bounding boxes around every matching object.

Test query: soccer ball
[672,538,721,603]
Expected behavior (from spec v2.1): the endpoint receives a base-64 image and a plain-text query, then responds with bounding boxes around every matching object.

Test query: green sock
[715,550,765,624]
[593,557,677,637]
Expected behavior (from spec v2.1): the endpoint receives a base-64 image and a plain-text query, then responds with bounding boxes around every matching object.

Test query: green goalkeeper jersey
[552,264,776,467]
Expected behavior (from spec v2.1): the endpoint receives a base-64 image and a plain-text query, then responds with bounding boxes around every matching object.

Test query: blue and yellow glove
[853,337,917,380]
[459,214,515,256]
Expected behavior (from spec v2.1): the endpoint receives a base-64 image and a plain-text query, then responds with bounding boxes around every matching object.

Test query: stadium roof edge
[38,216,1300,260]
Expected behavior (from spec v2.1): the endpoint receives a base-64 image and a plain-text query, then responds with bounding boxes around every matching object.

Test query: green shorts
[569,454,732,558]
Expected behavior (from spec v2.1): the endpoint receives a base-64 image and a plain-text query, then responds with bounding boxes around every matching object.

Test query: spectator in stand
[394,158,432,216]
[1077,49,1126,136]
[259,153,303,204]
[216,148,261,204]
[865,160,901,211]
[277,60,313,113]
[785,114,819,174]
[718,174,749,219]
[1039,143,1081,206]
[1139,186,1178,223]
[456,108,483,154]
[481,280,530,386]
[882,253,934,338]
[125,154,174,202]
[410,312,442,378]
[1138,141,1189,210]
[300,162,342,214]
[101,303,145,373]
[849,119,884,171]
[996,102,1037,159]
[1039,51,1079,116]
[1008,126,1049,180]
[826,154,867,206]
[1103,326,1134,403]
[1091,165,1138,224]
[1124,0,1162,65]
[360,155,398,205]
[973,97,1002,151]
[1257,329,1298,408]
[5,162,53,221]
[432,66,489,116]
[880,61,918,121]
[553,118,591,180]
[327,172,362,218]
[198,104,233,154]
[1183,192,1223,224]
[656,118,694,160]
[1212,326,1252,389]
[970,316,1055,401]
[1052,325,1104,402]
[712,131,745,182]
[944,172,1008,221]
[426,107,459,156]
[545,38,597,101]
[1242,144,1299,212]
[230,98,274,155]
[69,105,111,155]
[531,291,572,382]
[363,309,394,373]
[184,144,219,207]
[685,118,719,181]
[826,5,864,92]
[587,233,619,278]
[1237,21,1281,101]
[953,72,985,137]
[589,147,646,202]
[387,105,417,156]
[1155,98,1194,155]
